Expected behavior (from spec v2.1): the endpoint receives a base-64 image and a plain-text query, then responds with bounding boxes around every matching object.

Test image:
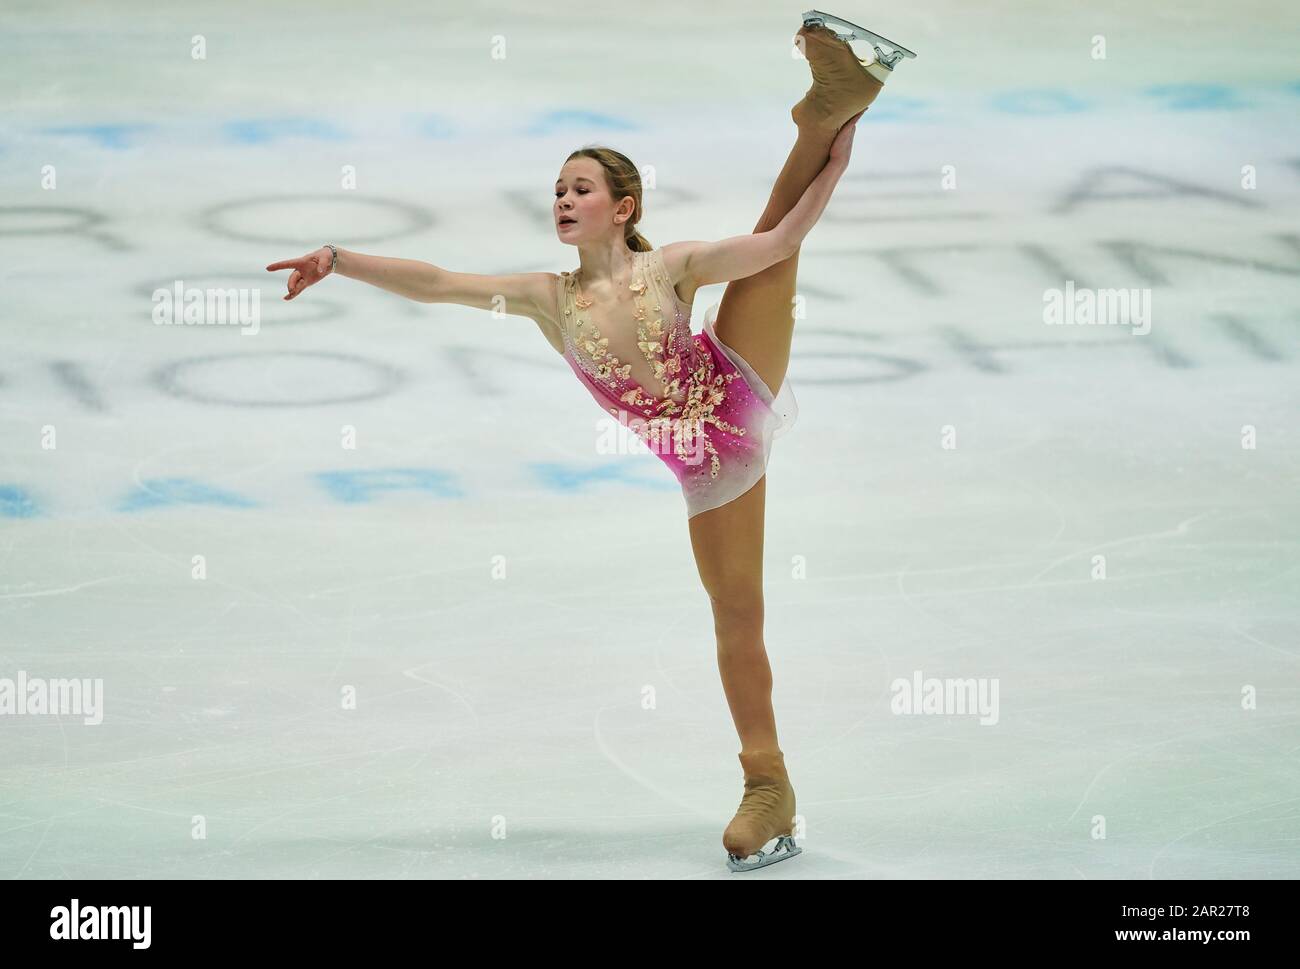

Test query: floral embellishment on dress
[662,374,746,479]
[561,249,755,481]
[595,360,632,381]
[619,386,657,409]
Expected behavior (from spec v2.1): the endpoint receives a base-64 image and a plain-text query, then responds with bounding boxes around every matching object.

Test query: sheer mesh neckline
[560,247,703,406]
[564,248,693,316]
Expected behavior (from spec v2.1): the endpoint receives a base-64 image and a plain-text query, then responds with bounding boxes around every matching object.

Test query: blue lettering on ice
[224,118,349,144]
[530,462,676,493]
[40,124,154,149]
[1143,84,1244,111]
[414,116,456,138]
[861,95,933,122]
[527,111,637,135]
[117,478,259,512]
[314,468,465,503]
[991,89,1088,115]
[0,485,39,518]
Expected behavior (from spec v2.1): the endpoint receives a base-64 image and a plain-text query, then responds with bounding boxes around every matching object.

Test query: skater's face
[554,159,634,244]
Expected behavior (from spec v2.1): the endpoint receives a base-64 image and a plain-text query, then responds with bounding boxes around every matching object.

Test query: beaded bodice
[558,248,697,407]
[556,247,747,480]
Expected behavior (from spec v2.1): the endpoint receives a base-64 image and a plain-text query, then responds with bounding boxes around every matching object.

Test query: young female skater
[268,12,914,872]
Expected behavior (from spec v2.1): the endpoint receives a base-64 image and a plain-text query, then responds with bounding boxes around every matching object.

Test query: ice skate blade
[801,9,918,71]
[726,836,802,872]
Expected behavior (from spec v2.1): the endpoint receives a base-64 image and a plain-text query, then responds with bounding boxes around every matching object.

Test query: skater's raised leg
[694,15,917,871]
[713,23,888,395]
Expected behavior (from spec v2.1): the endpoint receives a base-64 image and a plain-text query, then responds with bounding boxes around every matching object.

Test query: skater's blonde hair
[566,146,652,253]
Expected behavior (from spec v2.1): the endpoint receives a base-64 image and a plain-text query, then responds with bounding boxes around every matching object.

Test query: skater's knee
[707,580,764,633]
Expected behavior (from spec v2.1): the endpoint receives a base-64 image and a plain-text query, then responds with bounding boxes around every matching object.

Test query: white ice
[1,1,1298,878]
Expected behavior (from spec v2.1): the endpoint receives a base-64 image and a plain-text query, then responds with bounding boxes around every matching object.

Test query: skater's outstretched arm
[663,110,862,289]
[265,248,556,322]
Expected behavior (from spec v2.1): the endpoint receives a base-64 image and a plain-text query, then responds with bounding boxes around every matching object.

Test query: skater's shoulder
[657,240,709,288]
[656,241,693,280]
[648,243,698,311]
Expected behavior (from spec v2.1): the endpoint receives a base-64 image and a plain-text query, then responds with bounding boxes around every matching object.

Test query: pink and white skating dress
[555,246,797,518]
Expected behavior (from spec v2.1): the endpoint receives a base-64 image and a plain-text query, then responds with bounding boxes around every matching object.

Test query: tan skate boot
[722,749,802,872]
[791,22,887,133]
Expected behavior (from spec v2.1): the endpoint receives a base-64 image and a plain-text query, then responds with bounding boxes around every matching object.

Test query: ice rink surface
[1,1,1298,878]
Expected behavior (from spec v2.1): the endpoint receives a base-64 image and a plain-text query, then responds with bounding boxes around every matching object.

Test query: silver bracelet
[324,244,338,273]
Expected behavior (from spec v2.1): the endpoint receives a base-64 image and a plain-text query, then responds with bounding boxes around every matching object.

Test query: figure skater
[267,11,916,872]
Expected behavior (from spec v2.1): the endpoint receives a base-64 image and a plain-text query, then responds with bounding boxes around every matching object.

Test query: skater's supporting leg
[690,484,802,870]
[687,475,779,755]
